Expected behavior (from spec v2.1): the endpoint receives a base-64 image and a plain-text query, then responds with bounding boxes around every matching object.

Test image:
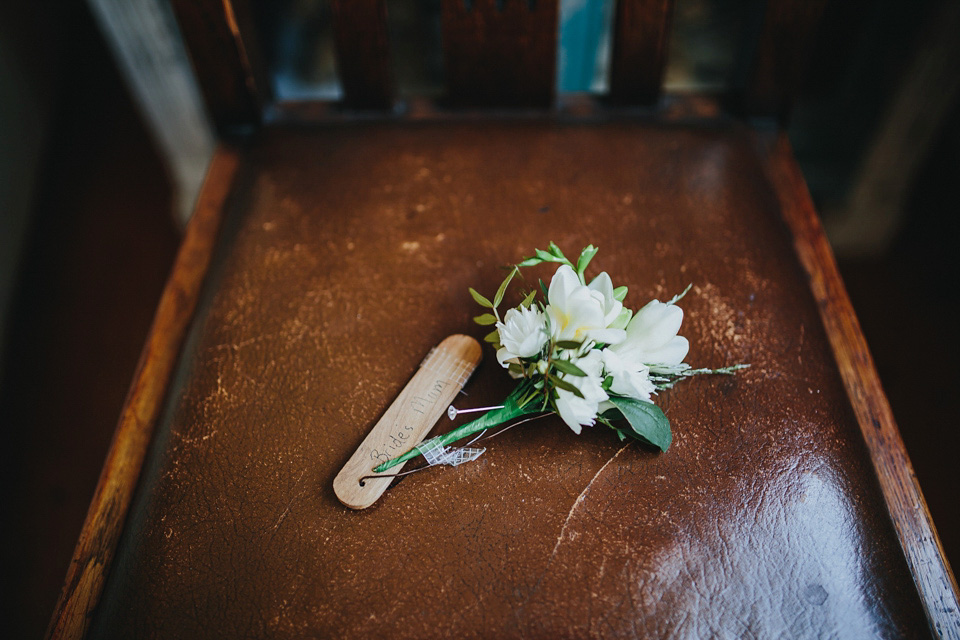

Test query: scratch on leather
[273,470,307,530]
[548,443,632,560]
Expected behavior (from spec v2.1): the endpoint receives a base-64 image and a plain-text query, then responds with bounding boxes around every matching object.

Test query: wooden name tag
[333,334,483,509]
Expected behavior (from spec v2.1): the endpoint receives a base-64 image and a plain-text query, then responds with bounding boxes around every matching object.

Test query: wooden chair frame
[47,1,959,638]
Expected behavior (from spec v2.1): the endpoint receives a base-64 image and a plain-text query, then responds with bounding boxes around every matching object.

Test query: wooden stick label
[333,334,482,509]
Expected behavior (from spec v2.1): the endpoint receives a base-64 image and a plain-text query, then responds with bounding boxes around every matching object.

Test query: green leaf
[555,340,582,350]
[607,396,672,452]
[483,329,500,343]
[521,289,537,308]
[597,414,627,441]
[518,390,539,409]
[534,248,566,264]
[539,278,549,299]
[517,257,542,268]
[548,241,568,260]
[575,245,598,278]
[494,267,518,308]
[550,375,585,398]
[508,363,524,376]
[613,286,628,302]
[473,313,498,326]
[469,287,493,308]
[551,359,588,377]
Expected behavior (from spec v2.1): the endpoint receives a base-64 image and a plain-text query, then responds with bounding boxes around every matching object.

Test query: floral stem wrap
[373,385,538,473]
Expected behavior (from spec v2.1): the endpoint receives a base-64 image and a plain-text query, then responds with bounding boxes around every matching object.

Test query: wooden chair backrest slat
[741,0,828,121]
[168,0,266,133]
[331,0,394,109]
[440,0,558,108]
[609,0,675,106]
[169,0,829,123]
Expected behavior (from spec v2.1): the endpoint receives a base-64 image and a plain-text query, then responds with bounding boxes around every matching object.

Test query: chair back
[170,0,827,128]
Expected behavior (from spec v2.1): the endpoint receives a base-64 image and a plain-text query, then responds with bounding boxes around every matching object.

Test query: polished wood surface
[760,133,960,638]
[45,148,239,640]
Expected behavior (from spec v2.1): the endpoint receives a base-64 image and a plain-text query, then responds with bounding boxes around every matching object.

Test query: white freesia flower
[554,350,608,434]
[600,348,655,402]
[586,271,623,328]
[496,306,549,367]
[610,299,689,373]
[546,265,626,346]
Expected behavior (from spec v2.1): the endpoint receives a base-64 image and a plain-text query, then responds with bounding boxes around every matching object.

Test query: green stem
[373,383,541,473]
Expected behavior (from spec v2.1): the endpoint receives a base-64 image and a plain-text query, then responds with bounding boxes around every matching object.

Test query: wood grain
[608,0,675,105]
[331,0,393,109]
[44,147,240,640]
[761,132,960,639]
[440,0,558,107]
[740,0,827,122]
[334,335,482,509]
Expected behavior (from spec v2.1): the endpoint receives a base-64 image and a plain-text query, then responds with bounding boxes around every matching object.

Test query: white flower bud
[496,306,549,367]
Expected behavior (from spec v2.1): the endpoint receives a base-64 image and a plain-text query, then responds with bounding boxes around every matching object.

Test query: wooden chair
[48,1,960,638]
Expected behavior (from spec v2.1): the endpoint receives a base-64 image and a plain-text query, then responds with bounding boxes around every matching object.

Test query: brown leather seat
[88,120,928,637]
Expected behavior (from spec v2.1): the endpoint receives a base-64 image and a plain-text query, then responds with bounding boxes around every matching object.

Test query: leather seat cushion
[91,120,927,638]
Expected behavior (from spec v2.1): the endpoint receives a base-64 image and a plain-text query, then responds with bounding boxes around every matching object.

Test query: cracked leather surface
[91,121,929,638]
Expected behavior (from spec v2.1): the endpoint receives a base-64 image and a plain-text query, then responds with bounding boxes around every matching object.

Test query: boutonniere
[374,243,747,474]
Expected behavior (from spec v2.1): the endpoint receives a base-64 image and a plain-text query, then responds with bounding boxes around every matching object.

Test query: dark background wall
[0,4,180,637]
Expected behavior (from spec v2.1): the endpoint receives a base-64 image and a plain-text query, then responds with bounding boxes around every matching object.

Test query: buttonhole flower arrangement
[374,243,748,473]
